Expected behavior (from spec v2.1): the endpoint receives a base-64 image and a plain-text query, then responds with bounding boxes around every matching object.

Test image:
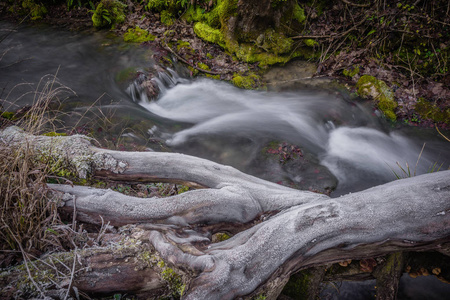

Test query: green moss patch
[194,22,225,46]
[92,0,127,29]
[304,39,318,47]
[21,0,47,20]
[293,4,306,23]
[1,111,16,120]
[343,66,360,78]
[123,27,156,43]
[232,73,261,89]
[415,98,450,124]
[356,75,398,121]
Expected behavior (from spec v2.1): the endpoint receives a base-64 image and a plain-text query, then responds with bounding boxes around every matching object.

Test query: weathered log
[1,126,449,299]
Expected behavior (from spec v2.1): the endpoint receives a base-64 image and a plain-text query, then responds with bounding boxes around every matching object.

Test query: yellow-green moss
[21,0,47,20]
[42,132,68,137]
[177,40,191,51]
[161,268,185,297]
[214,232,231,242]
[161,10,175,26]
[197,62,210,70]
[258,29,293,56]
[415,98,450,124]
[194,22,225,46]
[92,0,127,29]
[356,75,398,121]
[177,185,190,194]
[242,49,292,67]
[217,0,238,23]
[343,66,360,78]
[232,73,261,89]
[123,27,156,43]
[153,257,186,298]
[206,74,221,80]
[146,0,168,12]
[304,39,318,47]
[293,4,306,23]
[1,111,16,120]
[183,6,205,23]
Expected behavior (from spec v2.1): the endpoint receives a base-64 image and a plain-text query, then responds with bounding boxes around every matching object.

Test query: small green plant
[387,143,443,179]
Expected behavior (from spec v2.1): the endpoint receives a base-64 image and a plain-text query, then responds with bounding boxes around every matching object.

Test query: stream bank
[1,1,449,129]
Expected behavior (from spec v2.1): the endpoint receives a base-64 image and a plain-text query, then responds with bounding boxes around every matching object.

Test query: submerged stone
[250,141,337,195]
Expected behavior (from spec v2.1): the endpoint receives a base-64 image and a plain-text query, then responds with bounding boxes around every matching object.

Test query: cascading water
[129,74,448,196]
[2,21,450,299]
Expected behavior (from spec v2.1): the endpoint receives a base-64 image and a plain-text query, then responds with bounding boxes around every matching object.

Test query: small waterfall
[132,77,449,195]
[126,68,189,103]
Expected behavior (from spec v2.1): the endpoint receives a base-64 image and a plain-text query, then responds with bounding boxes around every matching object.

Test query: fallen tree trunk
[1,126,449,299]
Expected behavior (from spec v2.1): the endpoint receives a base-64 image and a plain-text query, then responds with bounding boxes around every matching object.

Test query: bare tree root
[1,126,449,299]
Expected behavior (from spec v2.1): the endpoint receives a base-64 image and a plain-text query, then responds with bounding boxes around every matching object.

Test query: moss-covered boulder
[21,0,47,20]
[356,75,398,121]
[232,73,261,89]
[193,22,225,46]
[186,0,308,67]
[92,0,126,29]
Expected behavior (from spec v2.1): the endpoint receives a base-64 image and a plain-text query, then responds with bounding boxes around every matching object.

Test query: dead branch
[1,126,449,299]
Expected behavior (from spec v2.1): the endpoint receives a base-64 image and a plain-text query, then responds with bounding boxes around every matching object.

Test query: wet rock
[249,141,337,195]
[262,59,345,92]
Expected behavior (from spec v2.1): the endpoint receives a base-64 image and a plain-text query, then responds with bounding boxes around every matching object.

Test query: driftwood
[1,126,449,299]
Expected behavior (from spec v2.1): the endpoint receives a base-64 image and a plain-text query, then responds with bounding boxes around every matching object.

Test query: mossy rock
[21,0,47,20]
[124,27,156,43]
[183,5,220,28]
[232,73,261,89]
[92,0,127,29]
[194,22,225,46]
[356,75,398,121]
[146,0,169,12]
[415,98,450,124]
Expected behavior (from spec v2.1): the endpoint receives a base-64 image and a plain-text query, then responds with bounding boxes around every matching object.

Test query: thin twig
[64,247,78,300]
[292,34,333,39]
[71,194,77,230]
[405,13,450,26]
[436,124,450,142]
[340,0,371,8]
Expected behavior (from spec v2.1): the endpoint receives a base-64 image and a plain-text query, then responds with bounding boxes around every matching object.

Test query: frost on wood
[1,126,449,299]
[0,126,128,178]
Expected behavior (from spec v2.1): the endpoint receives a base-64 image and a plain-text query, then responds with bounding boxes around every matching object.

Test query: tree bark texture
[1,126,449,299]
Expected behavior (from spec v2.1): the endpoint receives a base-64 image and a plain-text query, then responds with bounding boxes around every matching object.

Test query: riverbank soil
[1,0,449,129]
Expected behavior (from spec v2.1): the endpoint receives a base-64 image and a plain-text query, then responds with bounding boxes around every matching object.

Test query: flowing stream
[1,22,449,299]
